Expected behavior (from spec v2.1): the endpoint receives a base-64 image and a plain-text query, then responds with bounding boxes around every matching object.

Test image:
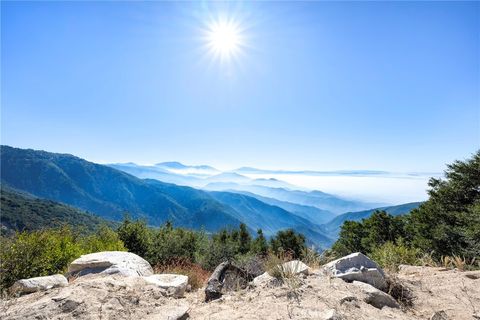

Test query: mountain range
[1,146,337,248]
[1,146,422,248]
[108,162,385,214]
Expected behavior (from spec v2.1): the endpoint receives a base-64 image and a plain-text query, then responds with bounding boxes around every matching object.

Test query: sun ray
[203,15,245,63]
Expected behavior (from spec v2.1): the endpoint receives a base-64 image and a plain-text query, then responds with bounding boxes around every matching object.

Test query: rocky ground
[2,266,479,319]
[1,251,479,320]
[187,265,480,320]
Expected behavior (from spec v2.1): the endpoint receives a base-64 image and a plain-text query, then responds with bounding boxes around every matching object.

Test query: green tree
[117,217,152,258]
[238,223,252,254]
[270,229,306,258]
[333,151,480,263]
[331,220,367,256]
[251,229,268,256]
[361,211,407,253]
[407,151,480,259]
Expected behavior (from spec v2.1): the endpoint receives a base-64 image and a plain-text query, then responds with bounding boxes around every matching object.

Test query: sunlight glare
[205,18,243,62]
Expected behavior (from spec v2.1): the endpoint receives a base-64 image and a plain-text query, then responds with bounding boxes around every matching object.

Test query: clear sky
[2,1,479,172]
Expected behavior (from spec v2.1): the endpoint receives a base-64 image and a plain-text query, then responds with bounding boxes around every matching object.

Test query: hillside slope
[231,190,336,224]
[323,202,422,236]
[0,186,113,235]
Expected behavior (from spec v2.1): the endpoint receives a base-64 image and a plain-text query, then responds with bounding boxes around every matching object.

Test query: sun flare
[205,18,243,61]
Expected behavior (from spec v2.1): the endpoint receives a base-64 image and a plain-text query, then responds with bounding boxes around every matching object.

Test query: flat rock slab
[352,281,399,309]
[323,252,386,290]
[143,274,188,298]
[68,251,153,277]
[10,274,68,294]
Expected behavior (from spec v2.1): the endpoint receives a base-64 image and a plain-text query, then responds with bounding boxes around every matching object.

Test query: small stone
[10,274,68,295]
[352,281,399,309]
[339,295,358,304]
[430,310,448,320]
[321,309,343,320]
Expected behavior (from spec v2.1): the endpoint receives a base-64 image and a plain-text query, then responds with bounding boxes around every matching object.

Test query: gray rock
[68,251,153,277]
[352,281,399,309]
[430,310,448,320]
[143,274,188,298]
[323,252,386,290]
[339,295,358,304]
[205,261,256,302]
[320,309,343,320]
[252,272,282,287]
[10,274,68,295]
[145,304,189,320]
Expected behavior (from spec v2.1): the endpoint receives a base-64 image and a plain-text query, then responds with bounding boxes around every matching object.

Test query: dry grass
[441,255,467,271]
[154,259,210,290]
[265,251,302,300]
[300,246,322,269]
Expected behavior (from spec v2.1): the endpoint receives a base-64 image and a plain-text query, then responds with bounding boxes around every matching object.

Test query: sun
[205,18,243,62]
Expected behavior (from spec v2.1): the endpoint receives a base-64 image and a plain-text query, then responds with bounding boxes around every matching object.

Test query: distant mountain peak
[155,161,218,172]
[155,161,187,169]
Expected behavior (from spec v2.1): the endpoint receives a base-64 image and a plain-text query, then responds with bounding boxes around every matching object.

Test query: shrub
[148,223,198,266]
[79,225,125,253]
[154,259,210,290]
[0,226,125,292]
[0,228,82,291]
[117,217,152,258]
[370,240,421,272]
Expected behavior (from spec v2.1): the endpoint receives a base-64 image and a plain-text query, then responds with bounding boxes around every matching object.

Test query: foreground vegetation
[0,218,308,291]
[332,150,480,271]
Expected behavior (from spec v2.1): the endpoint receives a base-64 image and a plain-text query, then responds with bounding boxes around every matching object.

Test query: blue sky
[2,1,479,172]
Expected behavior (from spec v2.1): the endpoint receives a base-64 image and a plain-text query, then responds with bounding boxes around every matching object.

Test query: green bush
[0,228,80,291]
[370,240,421,272]
[79,225,126,253]
[117,217,152,258]
[148,222,198,266]
[0,226,125,291]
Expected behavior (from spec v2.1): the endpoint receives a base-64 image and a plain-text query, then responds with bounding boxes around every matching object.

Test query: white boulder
[323,252,386,290]
[352,281,399,309]
[281,260,310,275]
[68,251,153,277]
[10,274,68,294]
[143,274,189,298]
